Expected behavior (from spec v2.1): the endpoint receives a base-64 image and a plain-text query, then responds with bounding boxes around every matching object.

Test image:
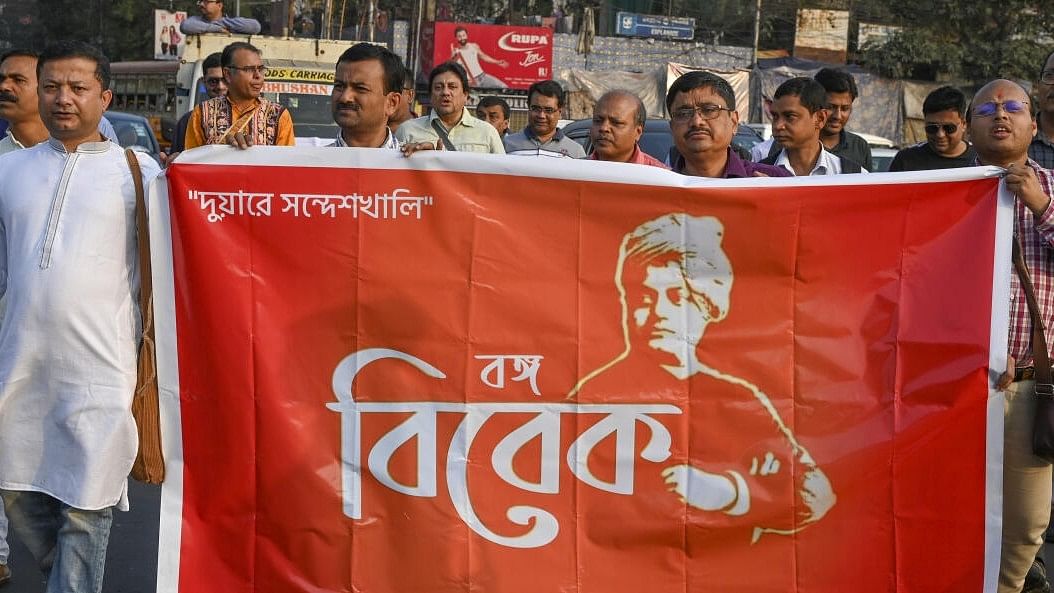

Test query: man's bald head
[597,90,646,127]
[968,79,1036,167]
[590,89,647,162]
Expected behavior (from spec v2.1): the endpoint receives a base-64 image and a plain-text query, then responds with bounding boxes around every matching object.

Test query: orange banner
[152,148,1010,593]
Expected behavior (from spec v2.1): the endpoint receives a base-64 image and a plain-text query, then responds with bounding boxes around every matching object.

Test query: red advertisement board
[428,22,554,90]
[154,150,1009,593]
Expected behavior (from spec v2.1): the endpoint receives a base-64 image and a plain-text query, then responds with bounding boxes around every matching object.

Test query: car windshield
[110,118,154,152]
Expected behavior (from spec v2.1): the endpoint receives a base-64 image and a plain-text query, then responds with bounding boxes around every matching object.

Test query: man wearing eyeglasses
[180,0,261,35]
[184,42,294,149]
[888,86,975,172]
[667,71,788,178]
[504,80,585,158]
[974,79,1054,593]
[1030,50,1054,169]
[169,52,226,153]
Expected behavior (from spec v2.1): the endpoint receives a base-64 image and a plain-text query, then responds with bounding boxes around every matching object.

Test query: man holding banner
[395,62,505,154]
[976,79,1054,593]
[330,43,403,150]
[184,42,294,150]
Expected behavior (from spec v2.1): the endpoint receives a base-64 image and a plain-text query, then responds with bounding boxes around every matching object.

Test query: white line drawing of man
[450,26,508,89]
[570,213,835,543]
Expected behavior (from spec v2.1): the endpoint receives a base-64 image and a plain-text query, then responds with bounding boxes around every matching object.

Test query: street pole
[752,0,762,67]
[323,0,333,38]
[236,0,241,16]
[367,0,376,41]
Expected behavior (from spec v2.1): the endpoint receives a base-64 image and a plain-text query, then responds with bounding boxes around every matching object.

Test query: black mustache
[0,93,16,103]
[335,102,360,110]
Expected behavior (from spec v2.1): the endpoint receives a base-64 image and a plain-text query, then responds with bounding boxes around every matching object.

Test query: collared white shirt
[774,142,868,176]
[0,131,27,156]
[331,127,401,150]
[394,108,506,154]
[0,137,160,511]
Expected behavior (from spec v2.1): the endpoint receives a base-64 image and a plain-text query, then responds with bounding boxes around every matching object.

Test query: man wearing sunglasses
[888,86,975,172]
[504,80,584,158]
[184,42,294,149]
[180,0,261,35]
[975,80,1054,593]
[169,52,226,153]
[1030,50,1054,169]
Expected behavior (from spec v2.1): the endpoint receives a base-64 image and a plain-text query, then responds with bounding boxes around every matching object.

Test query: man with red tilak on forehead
[979,79,1054,593]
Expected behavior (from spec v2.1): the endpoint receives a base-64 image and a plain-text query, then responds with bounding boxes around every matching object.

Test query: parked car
[871,147,898,172]
[561,118,764,164]
[104,111,162,165]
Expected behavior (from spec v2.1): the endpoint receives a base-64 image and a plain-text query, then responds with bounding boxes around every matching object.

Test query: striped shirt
[1009,160,1054,366]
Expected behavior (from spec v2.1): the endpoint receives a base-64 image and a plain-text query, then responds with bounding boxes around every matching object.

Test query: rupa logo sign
[434,22,554,90]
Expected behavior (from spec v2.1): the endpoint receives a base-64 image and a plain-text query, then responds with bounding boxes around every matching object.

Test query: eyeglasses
[529,105,559,115]
[671,104,733,122]
[972,100,1029,118]
[204,77,225,86]
[924,123,959,135]
[227,65,269,76]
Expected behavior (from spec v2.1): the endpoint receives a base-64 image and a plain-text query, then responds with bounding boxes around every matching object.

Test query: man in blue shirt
[180,0,261,35]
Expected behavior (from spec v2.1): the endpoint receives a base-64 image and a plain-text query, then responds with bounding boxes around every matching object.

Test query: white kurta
[0,138,159,510]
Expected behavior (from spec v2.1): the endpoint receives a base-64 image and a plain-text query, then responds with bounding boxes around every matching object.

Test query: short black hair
[454,26,467,35]
[1042,49,1054,78]
[527,79,565,108]
[202,52,223,71]
[37,41,110,90]
[923,86,967,117]
[336,42,405,94]
[221,42,260,69]
[666,71,735,112]
[0,49,39,65]
[598,89,646,127]
[476,96,510,119]
[813,67,858,100]
[774,77,827,113]
[429,62,469,93]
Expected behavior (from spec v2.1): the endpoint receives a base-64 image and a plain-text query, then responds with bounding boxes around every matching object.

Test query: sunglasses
[924,123,959,135]
[972,100,1029,118]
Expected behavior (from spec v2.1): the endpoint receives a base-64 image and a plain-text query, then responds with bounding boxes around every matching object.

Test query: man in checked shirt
[976,79,1054,593]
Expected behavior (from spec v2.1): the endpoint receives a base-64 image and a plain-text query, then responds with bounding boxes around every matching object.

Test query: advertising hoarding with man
[430,22,553,90]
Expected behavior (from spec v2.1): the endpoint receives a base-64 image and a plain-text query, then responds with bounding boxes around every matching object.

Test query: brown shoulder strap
[218,105,259,145]
[1012,236,1053,396]
[125,149,155,387]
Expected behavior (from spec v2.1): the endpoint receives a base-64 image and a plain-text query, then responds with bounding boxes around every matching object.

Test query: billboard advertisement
[154,9,187,61]
[430,22,553,90]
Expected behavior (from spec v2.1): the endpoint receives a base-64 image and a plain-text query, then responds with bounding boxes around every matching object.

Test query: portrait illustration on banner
[328,211,835,552]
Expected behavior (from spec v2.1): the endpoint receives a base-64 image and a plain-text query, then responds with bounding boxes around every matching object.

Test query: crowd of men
[0,34,1052,593]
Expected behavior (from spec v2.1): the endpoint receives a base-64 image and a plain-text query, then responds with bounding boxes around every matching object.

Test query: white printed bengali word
[188,188,434,223]
[475,354,544,396]
[327,348,681,549]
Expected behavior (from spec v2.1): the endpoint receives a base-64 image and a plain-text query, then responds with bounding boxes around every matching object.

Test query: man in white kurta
[0,41,159,593]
